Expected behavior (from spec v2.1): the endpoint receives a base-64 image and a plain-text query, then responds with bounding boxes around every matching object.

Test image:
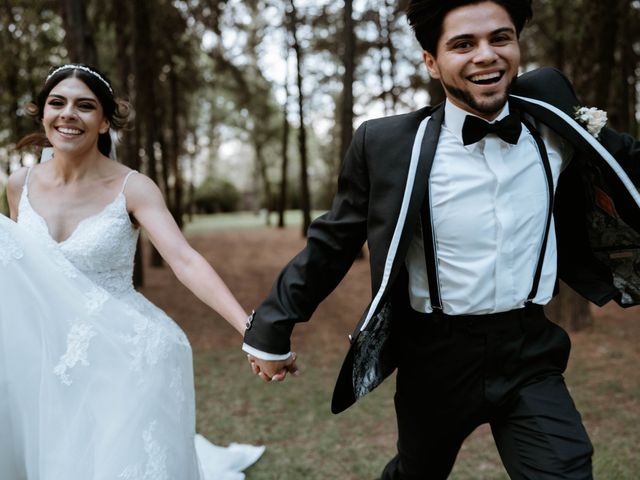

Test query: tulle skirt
[0,215,263,479]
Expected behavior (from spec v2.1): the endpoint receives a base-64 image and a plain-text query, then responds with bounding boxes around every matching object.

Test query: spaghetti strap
[23,167,33,193]
[120,170,137,194]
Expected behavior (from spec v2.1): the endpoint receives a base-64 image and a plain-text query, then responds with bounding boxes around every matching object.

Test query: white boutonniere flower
[574,106,608,139]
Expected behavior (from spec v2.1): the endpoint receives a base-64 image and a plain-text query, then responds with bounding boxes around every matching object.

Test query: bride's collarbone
[28,188,124,242]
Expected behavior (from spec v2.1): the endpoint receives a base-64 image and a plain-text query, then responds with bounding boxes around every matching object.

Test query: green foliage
[0,2,67,173]
[193,176,240,213]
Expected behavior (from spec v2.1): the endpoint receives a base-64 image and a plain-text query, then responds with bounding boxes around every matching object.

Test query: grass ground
[141,213,640,479]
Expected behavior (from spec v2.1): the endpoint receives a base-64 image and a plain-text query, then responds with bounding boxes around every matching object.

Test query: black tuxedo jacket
[244,68,640,413]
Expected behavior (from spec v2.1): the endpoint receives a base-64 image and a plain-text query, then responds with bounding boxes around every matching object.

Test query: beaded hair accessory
[46,64,114,94]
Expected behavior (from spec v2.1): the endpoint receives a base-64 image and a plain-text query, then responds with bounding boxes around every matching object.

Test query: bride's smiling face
[43,77,110,156]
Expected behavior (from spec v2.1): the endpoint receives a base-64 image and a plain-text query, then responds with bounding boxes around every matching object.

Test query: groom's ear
[423,51,440,80]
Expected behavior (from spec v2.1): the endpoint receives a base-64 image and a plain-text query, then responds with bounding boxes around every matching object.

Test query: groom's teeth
[470,72,501,82]
[469,72,502,83]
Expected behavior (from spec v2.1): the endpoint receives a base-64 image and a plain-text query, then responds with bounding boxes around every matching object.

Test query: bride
[0,64,264,479]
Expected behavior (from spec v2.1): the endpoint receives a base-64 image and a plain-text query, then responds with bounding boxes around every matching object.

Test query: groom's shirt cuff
[242,343,292,361]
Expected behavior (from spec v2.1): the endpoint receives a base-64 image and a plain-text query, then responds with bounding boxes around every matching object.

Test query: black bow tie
[461,114,522,146]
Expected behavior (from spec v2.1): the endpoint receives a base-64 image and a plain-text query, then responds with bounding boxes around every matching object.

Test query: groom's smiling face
[423,1,521,121]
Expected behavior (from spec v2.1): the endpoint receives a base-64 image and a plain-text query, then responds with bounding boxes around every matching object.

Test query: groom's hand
[248,352,300,382]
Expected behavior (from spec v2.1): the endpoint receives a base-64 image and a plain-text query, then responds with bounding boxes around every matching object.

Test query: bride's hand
[247,352,300,382]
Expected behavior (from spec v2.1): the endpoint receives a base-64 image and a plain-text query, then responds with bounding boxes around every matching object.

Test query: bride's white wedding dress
[0,170,263,479]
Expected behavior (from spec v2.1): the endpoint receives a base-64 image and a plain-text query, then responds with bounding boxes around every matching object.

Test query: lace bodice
[17,170,139,297]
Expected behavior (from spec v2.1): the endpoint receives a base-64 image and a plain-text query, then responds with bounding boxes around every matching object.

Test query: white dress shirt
[406,100,572,315]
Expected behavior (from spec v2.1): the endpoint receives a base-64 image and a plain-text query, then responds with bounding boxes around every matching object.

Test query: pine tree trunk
[288,0,311,236]
[277,56,290,229]
[544,282,593,331]
[255,141,272,226]
[339,0,355,163]
[112,0,144,287]
[169,66,183,229]
[133,0,163,267]
[59,0,98,65]
[593,0,620,109]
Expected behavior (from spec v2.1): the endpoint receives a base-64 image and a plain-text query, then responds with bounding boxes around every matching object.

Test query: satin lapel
[390,103,445,284]
[510,95,593,152]
[356,103,444,333]
[510,95,640,209]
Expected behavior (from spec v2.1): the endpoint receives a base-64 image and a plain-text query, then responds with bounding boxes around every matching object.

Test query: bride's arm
[126,173,247,336]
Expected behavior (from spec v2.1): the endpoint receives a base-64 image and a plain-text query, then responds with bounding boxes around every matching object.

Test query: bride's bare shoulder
[122,171,158,192]
[6,166,30,218]
[121,171,165,206]
[7,166,29,198]
[7,166,29,187]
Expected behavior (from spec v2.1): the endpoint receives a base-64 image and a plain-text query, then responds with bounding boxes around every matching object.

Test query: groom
[244,0,640,478]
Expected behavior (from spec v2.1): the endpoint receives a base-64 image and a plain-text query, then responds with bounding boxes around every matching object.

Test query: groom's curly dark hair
[407,0,533,55]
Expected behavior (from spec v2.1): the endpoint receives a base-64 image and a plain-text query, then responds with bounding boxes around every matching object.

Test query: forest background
[1,0,638,232]
[1,0,639,324]
[1,1,639,478]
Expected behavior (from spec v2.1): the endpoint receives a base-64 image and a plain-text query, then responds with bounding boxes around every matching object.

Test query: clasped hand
[247,352,300,382]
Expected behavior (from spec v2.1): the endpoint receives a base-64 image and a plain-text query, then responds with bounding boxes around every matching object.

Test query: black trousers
[381,304,593,480]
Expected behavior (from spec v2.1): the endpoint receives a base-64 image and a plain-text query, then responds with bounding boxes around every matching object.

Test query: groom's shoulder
[515,66,572,84]
[511,67,580,114]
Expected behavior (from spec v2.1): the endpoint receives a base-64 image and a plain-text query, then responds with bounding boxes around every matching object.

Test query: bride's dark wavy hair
[407,0,533,55]
[17,64,131,158]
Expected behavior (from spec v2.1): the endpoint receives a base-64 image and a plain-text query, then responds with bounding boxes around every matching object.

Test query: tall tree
[609,0,639,135]
[369,0,401,113]
[108,0,144,286]
[288,0,311,236]
[545,283,593,331]
[339,0,355,163]
[109,0,137,171]
[168,64,184,229]
[288,0,311,237]
[59,0,98,65]
[133,0,163,267]
[582,0,620,109]
[278,48,291,228]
